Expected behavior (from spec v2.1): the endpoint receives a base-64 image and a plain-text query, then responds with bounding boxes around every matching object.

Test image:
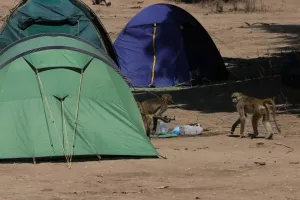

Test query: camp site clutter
[0,0,271,164]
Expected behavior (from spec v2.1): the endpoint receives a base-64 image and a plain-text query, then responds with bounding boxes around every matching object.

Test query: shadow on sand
[133,76,300,113]
[134,23,300,114]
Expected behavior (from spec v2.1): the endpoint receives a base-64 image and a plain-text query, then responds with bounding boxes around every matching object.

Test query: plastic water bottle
[171,126,180,135]
[155,120,169,135]
[179,124,203,135]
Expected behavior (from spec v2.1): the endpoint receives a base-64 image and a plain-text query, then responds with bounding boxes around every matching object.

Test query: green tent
[0,34,158,161]
[0,0,118,64]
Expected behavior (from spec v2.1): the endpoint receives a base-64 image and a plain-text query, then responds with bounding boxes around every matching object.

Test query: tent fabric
[114,3,228,88]
[0,0,118,64]
[0,34,157,160]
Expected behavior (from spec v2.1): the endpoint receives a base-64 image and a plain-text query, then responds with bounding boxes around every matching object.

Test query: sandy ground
[0,0,300,199]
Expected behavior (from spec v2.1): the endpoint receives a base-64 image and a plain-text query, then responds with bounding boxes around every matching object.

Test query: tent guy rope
[36,70,71,167]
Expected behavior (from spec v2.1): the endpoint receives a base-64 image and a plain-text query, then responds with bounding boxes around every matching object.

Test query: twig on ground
[273,142,294,154]
[158,154,167,159]
[244,22,274,26]
[254,161,266,165]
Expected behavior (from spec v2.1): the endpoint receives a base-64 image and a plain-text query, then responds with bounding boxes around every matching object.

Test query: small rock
[195,197,200,199]
[184,148,188,150]
[256,142,265,147]
[197,147,208,150]
[155,186,169,189]
[289,162,299,165]
[128,5,141,9]
[254,161,266,166]
[41,188,53,192]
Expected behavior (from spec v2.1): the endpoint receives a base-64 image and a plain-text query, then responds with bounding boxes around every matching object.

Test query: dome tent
[0,34,157,161]
[114,3,228,88]
[0,0,118,64]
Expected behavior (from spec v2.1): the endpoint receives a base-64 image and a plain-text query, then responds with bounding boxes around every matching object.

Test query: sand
[0,0,299,199]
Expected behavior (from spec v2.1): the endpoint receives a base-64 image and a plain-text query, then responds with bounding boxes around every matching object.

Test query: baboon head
[161,94,174,104]
[231,92,243,103]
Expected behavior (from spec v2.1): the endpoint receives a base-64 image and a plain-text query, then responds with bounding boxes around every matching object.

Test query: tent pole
[149,23,157,87]
[69,69,84,168]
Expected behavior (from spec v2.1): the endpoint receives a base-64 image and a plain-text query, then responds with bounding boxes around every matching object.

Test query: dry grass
[243,0,267,12]
[170,0,267,13]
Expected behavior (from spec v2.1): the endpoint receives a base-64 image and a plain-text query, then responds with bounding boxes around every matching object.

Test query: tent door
[180,22,204,86]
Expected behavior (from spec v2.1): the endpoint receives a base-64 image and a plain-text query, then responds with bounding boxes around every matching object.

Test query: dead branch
[273,142,294,154]
[244,22,275,26]
[158,154,167,159]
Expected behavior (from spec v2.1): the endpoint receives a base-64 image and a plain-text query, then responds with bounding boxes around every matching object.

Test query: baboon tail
[263,98,281,133]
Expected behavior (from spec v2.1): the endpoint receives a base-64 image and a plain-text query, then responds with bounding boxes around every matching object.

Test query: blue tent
[0,0,117,63]
[114,3,228,88]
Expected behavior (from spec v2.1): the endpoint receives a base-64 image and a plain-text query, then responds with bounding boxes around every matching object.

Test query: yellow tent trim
[149,23,157,87]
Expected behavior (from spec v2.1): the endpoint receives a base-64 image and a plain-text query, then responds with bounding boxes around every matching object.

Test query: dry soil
[0,0,300,199]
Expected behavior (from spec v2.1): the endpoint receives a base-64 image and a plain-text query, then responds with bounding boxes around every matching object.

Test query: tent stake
[158,154,167,159]
[33,157,36,164]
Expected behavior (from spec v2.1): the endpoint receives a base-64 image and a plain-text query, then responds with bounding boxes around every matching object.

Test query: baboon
[215,0,223,13]
[230,92,281,139]
[137,94,175,135]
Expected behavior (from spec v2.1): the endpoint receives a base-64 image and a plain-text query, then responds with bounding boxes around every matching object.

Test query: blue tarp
[0,0,117,63]
[114,3,228,88]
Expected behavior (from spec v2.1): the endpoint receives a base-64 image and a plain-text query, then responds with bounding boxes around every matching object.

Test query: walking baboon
[137,94,175,135]
[230,92,281,139]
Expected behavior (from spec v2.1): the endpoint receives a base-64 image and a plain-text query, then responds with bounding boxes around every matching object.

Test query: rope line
[36,70,71,167]
[68,69,84,168]
[61,99,72,165]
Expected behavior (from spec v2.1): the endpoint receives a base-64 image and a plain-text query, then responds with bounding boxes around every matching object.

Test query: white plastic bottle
[155,120,169,135]
[179,124,203,135]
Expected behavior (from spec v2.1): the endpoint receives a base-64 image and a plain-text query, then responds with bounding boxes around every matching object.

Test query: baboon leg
[236,106,247,138]
[251,112,262,139]
[240,116,246,138]
[93,0,100,4]
[231,118,240,134]
[231,113,247,134]
[141,114,151,138]
[262,113,273,139]
[151,117,158,134]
